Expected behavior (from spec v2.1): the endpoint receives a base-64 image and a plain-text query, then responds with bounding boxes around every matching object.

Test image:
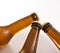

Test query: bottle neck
[8,16,36,35]
[45,25,60,50]
[20,26,40,53]
[45,25,60,36]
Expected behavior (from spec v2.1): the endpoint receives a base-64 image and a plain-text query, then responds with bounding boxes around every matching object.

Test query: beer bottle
[0,13,38,48]
[42,22,60,50]
[19,22,42,53]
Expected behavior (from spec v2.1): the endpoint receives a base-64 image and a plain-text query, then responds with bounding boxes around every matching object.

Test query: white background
[0,0,60,53]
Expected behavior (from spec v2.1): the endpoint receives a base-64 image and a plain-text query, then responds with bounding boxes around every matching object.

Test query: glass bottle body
[19,22,41,53]
[42,23,60,50]
[0,13,38,48]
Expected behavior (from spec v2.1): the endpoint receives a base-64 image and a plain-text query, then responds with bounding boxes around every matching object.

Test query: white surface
[0,0,60,53]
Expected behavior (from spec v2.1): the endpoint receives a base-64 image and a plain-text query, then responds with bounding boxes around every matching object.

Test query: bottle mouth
[31,13,39,21]
[42,22,50,32]
[31,22,42,30]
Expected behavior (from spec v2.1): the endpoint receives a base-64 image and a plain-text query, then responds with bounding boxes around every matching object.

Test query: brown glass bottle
[19,22,42,53]
[42,23,60,50]
[0,13,39,48]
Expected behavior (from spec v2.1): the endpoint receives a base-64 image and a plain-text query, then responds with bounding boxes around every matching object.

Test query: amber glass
[42,23,60,50]
[19,22,42,53]
[0,13,39,48]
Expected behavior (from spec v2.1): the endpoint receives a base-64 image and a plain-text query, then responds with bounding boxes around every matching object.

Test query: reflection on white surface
[0,0,60,53]
[0,45,14,53]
